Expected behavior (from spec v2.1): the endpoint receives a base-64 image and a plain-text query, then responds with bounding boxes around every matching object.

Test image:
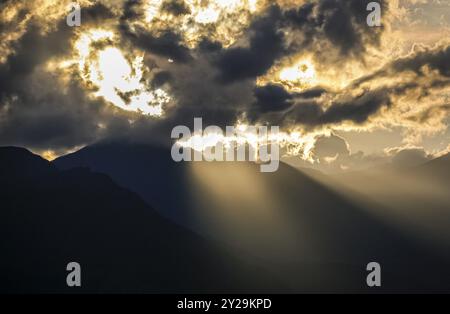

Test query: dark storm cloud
[0,76,106,151]
[119,0,192,62]
[160,0,191,16]
[253,84,293,113]
[0,0,448,157]
[250,41,450,129]
[392,45,450,78]
[121,28,193,63]
[82,2,116,25]
[253,83,426,128]
[0,61,138,153]
[116,0,393,130]
[284,0,386,57]
[214,6,285,83]
[0,2,116,98]
[198,38,223,53]
[0,2,179,152]
[121,0,143,20]
[0,20,74,97]
[213,0,387,84]
[354,45,450,88]
[151,71,173,88]
[0,5,129,152]
[318,89,392,125]
[162,56,255,129]
[296,87,328,99]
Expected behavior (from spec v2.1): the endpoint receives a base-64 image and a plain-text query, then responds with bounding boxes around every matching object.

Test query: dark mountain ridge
[0,146,281,293]
[54,141,450,292]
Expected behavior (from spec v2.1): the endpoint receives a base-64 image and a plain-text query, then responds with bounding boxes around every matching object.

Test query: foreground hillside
[0,147,281,293]
[54,141,450,292]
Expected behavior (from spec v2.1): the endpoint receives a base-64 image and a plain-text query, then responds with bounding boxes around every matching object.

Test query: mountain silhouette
[0,146,283,293]
[54,141,450,292]
[416,153,450,185]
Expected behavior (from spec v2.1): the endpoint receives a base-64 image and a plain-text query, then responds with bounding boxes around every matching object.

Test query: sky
[0,0,449,172]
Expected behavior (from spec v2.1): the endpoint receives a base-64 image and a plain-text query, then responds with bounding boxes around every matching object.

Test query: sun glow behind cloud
[1,0,448,165]
[257,55,375,93]
[176,121,320,162]
[278,59,317,90]
[143,0,262,48]
[71,29,170,116]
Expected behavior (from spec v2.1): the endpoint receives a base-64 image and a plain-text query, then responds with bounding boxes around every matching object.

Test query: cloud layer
[0,0,448,168]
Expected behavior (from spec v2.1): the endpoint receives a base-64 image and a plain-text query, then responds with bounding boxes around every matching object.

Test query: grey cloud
[0,11,132,152]
[0,75,106,151]
[256,87,392,128]
[313,134,350,159]
[0,20,74,97]
[283,0,386,59]
[119,0,192,63]
[390,147,433,168]
[253,84,293,113]
[214,6,284,83]
[213,0,388,83]
[0,0,448,158]
[354,45,450,88]
[160,0,191,16]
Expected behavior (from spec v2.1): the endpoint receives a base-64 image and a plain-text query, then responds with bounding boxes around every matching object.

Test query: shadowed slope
[55,141,450,292]
[0,147,282,293]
